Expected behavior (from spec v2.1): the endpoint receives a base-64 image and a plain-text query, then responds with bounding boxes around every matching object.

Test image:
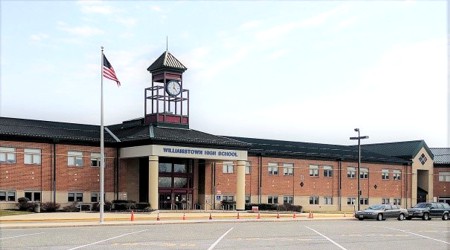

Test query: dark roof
[147,51,187,73]
[0,117,116,145]
[227,136,409,165]
[105,119,250,149]
[361,140,433,160]
[431,148,450,164]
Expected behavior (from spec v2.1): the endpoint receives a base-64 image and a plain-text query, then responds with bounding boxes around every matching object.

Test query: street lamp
[350,128,369,211]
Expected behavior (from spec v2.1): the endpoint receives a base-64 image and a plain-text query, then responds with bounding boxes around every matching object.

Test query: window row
[0,191,41,202]
[439,172,450,182]
[0,147,106,167]
[0,147,42,165]
[345,197,402,205]
[222,161,251,174]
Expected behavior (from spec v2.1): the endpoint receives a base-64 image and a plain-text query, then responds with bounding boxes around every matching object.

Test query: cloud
[116,17,137,28]
[30,33,49,42]
[150,5,162,12]
[239,20,261,31]
[77,0,114,14]
[57,22,104,37]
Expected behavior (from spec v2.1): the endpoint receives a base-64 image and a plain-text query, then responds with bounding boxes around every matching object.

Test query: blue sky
[0,0,447,147]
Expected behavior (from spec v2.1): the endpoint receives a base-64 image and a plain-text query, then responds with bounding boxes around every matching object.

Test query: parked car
[406,202,450,220]
[355,204,408,221]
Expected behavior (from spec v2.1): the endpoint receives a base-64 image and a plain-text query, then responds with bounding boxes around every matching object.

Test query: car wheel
[358,218,364,221]
[422,213,429,220]
[377,213,383,221]
[406,217,412,220]
[398,213,405,221]
[442,213,449,221]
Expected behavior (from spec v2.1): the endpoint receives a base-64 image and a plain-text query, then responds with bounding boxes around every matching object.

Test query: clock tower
[145,51,189,128]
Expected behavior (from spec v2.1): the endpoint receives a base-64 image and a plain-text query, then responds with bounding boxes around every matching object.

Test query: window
[24,191,41,202]
[283,196,293,204]
[439,172,450,182]
[324,197,333,205]
[393,198,401,205]
[393,170,401,180]
[68,192,83,202]
[24,149,41,165]
[309,196,319,205]
[0,191,16,201]
[347,197,356,205]
[268,196,278,204]
[347,167,356,178]
[382,198,390,204]
[223,195,234,202]
[360,168,368,179]
[91,192,99,202]
[0,147,16,163]
[360,197,368,205]
[68,151,83,167]
[222,161,234,173]
[283,163,294,176]
[91,153,101,167]
[381,169,389,180]
[309,165,319,177]
[245,195,251,204]
[245,162,251,175]
[323,166,333,177]
[268,163,278,175]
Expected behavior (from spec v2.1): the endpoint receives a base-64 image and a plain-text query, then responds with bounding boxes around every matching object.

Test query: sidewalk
[0,211,353,228]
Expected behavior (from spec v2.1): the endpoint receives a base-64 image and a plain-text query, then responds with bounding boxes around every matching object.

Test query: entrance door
[159,193,172,210]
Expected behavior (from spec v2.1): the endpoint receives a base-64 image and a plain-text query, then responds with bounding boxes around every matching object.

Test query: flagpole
[100,46,105,224]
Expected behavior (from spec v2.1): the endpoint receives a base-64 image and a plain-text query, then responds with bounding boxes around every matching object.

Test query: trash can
[34,203,41,213]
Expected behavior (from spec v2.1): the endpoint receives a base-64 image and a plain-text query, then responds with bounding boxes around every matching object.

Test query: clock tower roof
[147,51,187,73]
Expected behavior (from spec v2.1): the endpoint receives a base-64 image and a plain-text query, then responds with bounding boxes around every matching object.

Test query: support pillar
[149,155,159,210]
[236,160,246,211]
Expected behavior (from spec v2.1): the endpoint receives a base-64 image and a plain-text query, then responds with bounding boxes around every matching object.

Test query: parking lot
[1,219,449,249]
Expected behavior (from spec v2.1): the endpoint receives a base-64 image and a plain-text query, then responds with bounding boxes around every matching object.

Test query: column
[236,160,246,211]
[149,155,159,210]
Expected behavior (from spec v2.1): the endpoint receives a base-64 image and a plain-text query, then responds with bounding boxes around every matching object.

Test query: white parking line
[0,232,44,240]
[305,226,347,250]
[68,229,149,250]
[207,227,234,250]
[383,226,450,245]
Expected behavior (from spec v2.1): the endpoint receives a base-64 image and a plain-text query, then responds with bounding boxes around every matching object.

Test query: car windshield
[367,205,384,210]
[413,203,429,208]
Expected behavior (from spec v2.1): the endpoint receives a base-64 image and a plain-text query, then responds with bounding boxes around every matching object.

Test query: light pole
[350,128,368,211]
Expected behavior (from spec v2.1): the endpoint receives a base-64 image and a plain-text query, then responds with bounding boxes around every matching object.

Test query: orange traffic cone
[257,212,260,219]
[183,213,186,220]
[277,213,280,219]
[157,212,160,221]
[237,212,240,219]
[130,210,135,221]
[209,213,212,220]
[308,211,312,218]
[293,212,296,219]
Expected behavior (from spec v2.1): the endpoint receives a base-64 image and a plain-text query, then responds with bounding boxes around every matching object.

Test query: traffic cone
[293,212,296,219]
[277,212,280,219]
[130,210,135,221]
[157,212,160,221]
[183,213,186,220]
[257,212,260,219]
[237,212,240,219]
[308,211,312,218]
[209,213,212,220]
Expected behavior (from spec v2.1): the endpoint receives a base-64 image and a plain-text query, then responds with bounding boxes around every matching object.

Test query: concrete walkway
[0,211,353,228]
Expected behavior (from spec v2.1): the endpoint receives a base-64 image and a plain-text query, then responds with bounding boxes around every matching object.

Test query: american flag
[102,55,121,86]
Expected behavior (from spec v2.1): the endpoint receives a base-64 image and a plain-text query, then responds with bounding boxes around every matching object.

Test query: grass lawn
[0,209,32,217]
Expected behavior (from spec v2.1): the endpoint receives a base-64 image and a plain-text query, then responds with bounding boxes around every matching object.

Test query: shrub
[41,202,60,212]
[16,197,33,211]
[92,201,112,211]
[62,202,80,212]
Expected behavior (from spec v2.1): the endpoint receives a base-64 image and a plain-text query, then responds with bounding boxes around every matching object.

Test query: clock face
[166,80,181,96]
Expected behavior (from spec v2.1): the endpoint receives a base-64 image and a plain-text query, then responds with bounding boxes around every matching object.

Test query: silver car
[355,204,408,221]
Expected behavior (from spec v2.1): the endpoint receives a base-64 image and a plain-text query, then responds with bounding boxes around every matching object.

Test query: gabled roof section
[431,148,450,164]
[108,119,249,149]
[227,136,409,165]
[362,140,433,161]
[0,117,116,145]
[147,51,187,73]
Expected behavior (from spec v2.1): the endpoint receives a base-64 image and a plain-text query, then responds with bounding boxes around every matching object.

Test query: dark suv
[406,202,450,220]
